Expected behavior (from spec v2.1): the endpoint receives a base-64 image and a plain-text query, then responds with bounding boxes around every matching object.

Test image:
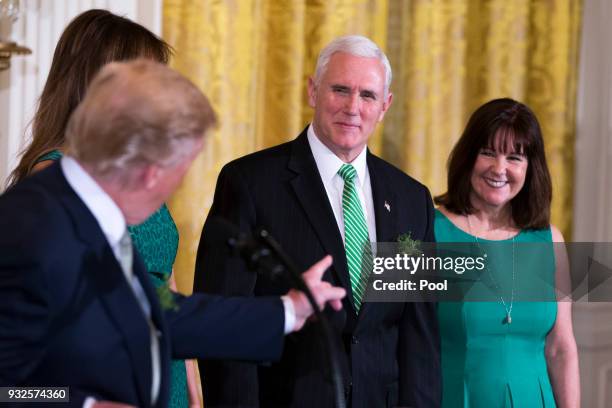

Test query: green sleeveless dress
[434,209,557,408]
[36,151,188,407]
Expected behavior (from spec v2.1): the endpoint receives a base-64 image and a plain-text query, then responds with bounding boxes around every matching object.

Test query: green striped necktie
[338,163,373,312]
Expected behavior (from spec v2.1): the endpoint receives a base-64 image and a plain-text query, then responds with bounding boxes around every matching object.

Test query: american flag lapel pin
[384,201,391,212]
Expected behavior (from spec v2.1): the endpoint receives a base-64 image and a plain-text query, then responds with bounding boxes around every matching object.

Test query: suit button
[351,336,359,344]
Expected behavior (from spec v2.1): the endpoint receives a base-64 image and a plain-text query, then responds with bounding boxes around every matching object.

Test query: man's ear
[142,165,163,190]
[307,77,317,108]
[378,91,393,122]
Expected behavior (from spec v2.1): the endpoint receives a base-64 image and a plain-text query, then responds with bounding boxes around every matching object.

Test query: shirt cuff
[281,295,295,334]
[83,397,96,408]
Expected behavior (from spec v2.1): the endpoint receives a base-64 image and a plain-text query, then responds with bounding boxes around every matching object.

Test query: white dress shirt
[307,125,377,243]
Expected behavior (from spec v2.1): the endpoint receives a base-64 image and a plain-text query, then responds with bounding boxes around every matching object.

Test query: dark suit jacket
[0,163,285,408]
[194,129,441,408]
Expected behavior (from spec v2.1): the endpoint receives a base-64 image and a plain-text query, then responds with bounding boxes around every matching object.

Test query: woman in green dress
[7,10,197,407]
[434,98,579,407]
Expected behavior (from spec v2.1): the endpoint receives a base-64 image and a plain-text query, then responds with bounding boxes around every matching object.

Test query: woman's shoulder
[521,224,559,242]
[32,150,63,173]
[550,224,564,242]
[435,205,464,226]
[434,205,471,241]
[34,149,63,164]
[35,150,63,164]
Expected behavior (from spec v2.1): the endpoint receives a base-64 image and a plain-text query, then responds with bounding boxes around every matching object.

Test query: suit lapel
[357,153,398,318]
[50,163,154,406]
[287,131,355,312]
[93,252,153,406]
[368,153,398,243]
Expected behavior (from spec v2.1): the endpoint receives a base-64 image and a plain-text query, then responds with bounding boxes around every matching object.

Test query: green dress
[434,209,557,408]
[36,151,188,407]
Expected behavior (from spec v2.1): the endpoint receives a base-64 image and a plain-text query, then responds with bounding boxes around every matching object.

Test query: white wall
[573,0,612,243]
[572,0,612,406]
[0,0,161,187]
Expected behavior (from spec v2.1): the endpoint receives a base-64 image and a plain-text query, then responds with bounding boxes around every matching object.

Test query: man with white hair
[195,35,441,407]
[0,59,346,408]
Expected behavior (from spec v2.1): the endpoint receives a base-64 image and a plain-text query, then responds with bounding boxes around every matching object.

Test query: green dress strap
[35,150,64,164]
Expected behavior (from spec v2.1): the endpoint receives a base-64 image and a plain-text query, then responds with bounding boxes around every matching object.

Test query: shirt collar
[60,156,126,247]
[307,124,368,187]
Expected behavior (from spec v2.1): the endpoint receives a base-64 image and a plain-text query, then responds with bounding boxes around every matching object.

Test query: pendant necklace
[466,214,515,325]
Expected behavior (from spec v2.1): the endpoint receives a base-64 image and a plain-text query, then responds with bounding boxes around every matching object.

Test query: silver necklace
[466,214,515,325]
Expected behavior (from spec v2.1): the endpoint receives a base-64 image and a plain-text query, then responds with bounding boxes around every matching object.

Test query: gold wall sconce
[0,0,31,71]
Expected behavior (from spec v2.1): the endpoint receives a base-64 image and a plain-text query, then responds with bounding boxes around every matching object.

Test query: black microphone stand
[230,228,347,408]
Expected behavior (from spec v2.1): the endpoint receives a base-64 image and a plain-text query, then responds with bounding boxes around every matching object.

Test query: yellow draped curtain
[163,0,581,297]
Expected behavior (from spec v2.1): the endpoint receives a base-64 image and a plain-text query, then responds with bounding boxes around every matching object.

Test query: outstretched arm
[546,226,580,408]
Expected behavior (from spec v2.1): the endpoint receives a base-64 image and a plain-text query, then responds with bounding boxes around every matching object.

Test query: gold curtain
[383,0,582,238]
[163,0,581,404]
[164,0,581,296]
[163,0,391,294]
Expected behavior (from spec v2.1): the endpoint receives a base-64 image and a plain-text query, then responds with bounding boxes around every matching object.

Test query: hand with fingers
[287,255,346,331]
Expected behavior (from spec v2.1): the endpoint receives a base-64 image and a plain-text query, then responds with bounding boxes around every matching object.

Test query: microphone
[204,216,346,408]
[204,217,285,278]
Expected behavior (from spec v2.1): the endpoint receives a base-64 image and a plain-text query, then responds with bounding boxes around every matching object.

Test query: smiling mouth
[484,177,508,188]
[336,122,360,129]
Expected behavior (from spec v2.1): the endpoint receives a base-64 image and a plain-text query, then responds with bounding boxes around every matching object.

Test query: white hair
[314,35,392,97]
[66,59,216,183]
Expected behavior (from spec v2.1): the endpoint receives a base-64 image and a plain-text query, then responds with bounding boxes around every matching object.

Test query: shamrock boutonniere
[397,232,422,256]
[156,282,179,311]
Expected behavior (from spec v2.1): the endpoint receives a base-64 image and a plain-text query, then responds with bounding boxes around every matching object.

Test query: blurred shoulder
[550,224,565,243]
[0,169,73,251]
[435,205,462,224]
[32,160,55,173]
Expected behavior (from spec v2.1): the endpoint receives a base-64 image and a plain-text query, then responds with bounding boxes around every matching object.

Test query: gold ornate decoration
[0,0,31,71]
[0,41,31,71]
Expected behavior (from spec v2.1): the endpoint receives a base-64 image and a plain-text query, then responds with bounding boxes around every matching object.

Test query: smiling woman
[436,98,552,231]
[433,98,580,407]
[469,140,529,213]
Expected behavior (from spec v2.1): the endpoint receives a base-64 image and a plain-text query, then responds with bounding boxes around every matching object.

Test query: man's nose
[344,92,360,115]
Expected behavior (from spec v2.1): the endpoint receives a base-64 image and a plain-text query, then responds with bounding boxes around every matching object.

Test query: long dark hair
[435,98,552,229]
[7,9,173,188]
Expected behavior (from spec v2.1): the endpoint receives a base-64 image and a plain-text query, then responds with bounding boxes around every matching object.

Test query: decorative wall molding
[0,0,161,187]
[572,2,612,405]
[572,0,612,405]
[573,0,612,242]
[600,362,612,408]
